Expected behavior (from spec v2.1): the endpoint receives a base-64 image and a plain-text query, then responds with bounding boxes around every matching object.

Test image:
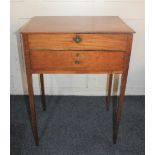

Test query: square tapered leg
[106,74,113,111]
[40,74,46,111]
[27,73,39,145]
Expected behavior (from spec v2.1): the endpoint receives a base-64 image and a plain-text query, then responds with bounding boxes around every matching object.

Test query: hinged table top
[20,16,135,34]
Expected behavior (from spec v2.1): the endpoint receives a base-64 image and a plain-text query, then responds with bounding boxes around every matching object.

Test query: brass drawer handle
[73,35,82,43]
[75,60,80,64]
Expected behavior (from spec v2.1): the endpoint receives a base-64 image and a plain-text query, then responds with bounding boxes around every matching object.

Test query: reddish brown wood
[26,73,39,146]
[20,16,135,34]
[30,51,127,73]
[40,74,46,111]
[20,17,134,145]
[32,70,122,74]
[28,34,129,51]
[106,74,113,111]
[113,34,133,144]
[22,34,39,145]
[113,71,128,144]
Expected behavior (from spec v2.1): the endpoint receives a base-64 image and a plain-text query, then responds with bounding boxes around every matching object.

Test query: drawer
[30,51,126,73]
[28,34,129,51]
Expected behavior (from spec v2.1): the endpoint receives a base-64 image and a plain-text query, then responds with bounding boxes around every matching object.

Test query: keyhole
[76,53,79,57]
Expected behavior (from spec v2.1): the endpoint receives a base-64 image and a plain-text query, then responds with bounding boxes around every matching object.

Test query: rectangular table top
[20,16,135,34]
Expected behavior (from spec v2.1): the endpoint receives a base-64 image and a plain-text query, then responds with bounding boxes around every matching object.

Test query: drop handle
[75,60,80,64]
[73,35,82,43]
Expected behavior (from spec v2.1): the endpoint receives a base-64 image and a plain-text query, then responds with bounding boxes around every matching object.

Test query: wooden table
[20,16,135,145]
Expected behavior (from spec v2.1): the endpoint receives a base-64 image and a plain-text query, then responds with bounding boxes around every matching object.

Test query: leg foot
[113,72,128,144]
[27,73,39,145]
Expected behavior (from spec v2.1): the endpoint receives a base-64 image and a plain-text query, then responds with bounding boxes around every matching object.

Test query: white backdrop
[10,0,145,95]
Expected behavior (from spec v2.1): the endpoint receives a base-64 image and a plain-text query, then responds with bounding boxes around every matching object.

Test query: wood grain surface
[21,16,134,145]
[20,16,135,34]
[30,51,128,73]
[28,34,129,51]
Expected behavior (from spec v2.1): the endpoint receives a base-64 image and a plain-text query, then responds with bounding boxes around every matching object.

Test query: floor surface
[10,95,145,155]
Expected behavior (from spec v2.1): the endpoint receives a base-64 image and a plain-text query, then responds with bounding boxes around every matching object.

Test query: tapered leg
[27,73,39,145]
[106,74,113,111]
[40,74,46,111]
[113,72,128,144]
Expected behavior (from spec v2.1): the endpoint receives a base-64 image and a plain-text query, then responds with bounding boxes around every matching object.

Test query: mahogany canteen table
[20,16,135,145]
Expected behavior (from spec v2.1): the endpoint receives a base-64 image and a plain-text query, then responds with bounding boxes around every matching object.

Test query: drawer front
[28,34,129,51]
[30,51,126,73]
